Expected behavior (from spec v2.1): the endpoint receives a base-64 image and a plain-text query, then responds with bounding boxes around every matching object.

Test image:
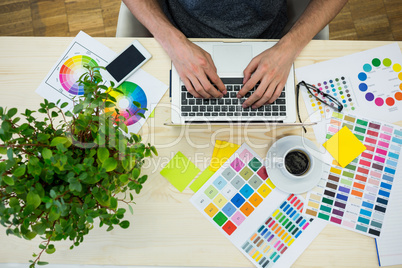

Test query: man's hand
[237,42,297,109]
[168,38,226,98]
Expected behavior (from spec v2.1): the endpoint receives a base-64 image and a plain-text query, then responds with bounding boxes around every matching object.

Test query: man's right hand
[167,38,226,98]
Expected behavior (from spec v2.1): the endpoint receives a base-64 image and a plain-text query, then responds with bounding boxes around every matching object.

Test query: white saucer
[265,135,324,194]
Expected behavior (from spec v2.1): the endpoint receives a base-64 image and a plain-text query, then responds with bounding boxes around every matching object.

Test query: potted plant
[0,66,157,267]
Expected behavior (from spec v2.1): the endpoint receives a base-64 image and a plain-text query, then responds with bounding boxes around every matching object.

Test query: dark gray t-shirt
[162,0,288,39]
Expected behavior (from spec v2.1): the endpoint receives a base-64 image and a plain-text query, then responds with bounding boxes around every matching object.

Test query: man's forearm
[122,0,186,52]
[279,0,348,56]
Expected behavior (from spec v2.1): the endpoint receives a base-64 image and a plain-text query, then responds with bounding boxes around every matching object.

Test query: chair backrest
[116,0,329,40]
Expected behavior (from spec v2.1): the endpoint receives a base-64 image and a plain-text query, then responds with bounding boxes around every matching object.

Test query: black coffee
[284,150,310,176]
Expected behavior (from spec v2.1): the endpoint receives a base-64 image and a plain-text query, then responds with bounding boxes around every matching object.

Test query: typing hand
[169,39,226,98]
[237,43,296,108]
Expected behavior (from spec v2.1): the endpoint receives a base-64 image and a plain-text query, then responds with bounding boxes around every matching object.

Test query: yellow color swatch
[323,126,366,168]
[209,140,240,171]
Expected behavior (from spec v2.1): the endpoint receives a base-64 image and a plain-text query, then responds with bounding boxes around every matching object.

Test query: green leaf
[110,197,118,209]
[50,137,68,147]
[13,164,26,177]
[37,261,49,266]
[150,146,158,156]
[41,148,52,160]
[102,157,117,172]
[119,174,128,183]
[0,147,7,154]
[3,176,14,186]
[132,101,141,108]
[7,108,18,118]
[46,244,56,254]
[97,147,109,163]
[119,220,130,229]
[132,168,140,179]
[128,204,134,215]
[27,191,41,209]
[61,102,69,109]
[24,231,37,240]
[32,223,46,235]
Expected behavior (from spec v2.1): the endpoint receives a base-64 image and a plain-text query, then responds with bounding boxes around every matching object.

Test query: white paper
[35,31,168,134]
[190,143,326,268]
[376,157,402,266]
[296,43,402,124]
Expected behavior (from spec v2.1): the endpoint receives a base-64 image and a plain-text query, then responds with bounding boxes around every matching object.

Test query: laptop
[170,41,296,125]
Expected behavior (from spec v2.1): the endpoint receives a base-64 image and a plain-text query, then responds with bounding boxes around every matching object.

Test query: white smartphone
[104,40,152,87]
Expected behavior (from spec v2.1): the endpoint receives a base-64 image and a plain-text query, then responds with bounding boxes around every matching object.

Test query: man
[122,0,348,109]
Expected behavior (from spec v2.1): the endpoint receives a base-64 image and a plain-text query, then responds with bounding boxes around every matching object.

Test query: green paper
[160,151,200,192]
[190,167,215,192]
[149,110,155,118]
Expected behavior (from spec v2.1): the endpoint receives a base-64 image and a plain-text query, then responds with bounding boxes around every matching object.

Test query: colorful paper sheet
[189,167,215,192]
[296,43,402,124]
[209,140,240,171]
[304,111,402,237]
[35,31,168,134]
[160,152,200,192]
[323,126,367,168]
[191,143,326,268]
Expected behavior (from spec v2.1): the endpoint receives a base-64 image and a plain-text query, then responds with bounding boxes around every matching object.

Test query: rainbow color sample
[106,81,147,126]
[241,194,313,268]
[358,57,402,106]
[305,111,402,237]
[59,55,98,95]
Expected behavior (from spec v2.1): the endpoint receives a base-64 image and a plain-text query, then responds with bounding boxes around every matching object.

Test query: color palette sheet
[304,111,402,238]
[296,43,402,123]
[36,31,168,134]
[190,143,326,268]
[36,31,114,111]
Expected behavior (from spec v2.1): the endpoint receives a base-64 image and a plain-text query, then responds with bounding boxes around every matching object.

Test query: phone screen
[106,45,146,82]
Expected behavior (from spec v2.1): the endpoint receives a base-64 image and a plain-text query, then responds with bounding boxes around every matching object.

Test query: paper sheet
[209,140,241,171]
[35,31,168,134]
[160,151,200,192]
[191,143,326,268]
[296,43,402,124]
[189,167,215,192]
[376,157,402,266]
[304,111,402,238]
[323,126,367,168]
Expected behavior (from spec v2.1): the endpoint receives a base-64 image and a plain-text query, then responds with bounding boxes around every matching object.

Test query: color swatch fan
[106,81,147,126]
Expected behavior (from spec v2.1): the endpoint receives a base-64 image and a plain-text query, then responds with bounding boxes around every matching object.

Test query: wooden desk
[0,37,401,267]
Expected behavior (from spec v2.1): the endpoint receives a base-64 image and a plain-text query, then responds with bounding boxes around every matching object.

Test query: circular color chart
[358,58,402,106]
[106,81,147,126]
[59,55,98,95]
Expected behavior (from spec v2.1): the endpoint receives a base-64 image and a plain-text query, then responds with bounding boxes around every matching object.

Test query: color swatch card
[304,111,402,238]
[36,31,168,134]
[190,144,326,268]
[296,43,402,123]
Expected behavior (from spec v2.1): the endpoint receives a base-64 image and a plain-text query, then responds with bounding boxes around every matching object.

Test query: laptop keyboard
[180,78,286,118]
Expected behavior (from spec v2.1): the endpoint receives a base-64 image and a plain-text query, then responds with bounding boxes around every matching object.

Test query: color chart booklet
[296,43,402,124]
[303,111,402,238]
[35,31,168,134]
[190,143,326,268]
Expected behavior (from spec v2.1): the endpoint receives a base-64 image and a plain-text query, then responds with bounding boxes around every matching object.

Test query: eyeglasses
[296,80,344,133]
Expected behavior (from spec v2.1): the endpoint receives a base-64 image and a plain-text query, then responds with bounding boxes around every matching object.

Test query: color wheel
[358,57,402,106]
[106,81,147,126]
[59,55,98,95]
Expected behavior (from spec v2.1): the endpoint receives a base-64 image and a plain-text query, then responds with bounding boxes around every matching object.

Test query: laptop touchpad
[213,45,252,75]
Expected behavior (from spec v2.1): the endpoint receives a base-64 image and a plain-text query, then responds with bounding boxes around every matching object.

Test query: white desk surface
[0,37,401,267]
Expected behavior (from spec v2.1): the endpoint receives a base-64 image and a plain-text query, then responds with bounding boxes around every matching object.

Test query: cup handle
[273,156,285,169]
